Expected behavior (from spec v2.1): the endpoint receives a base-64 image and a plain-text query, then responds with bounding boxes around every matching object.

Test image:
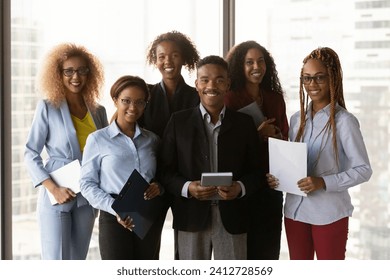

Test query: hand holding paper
[48,160,81,205]
[268,138,307,196]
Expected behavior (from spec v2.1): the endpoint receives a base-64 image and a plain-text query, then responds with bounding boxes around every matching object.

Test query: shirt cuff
[323,175,335,192]
[182,181,192,198]
[237,181,245,198]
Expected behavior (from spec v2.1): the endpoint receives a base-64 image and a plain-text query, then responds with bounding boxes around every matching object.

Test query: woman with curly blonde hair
[268,47,372,259]
[24,43,108,259]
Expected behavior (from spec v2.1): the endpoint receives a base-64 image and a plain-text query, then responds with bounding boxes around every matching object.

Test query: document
[269,138,307,196]
[238,101,266,127]
[48,159,81,205]
[201,172,233,200]
[111,169,163,239]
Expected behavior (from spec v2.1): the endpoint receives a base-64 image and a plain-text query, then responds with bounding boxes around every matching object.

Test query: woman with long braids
[267,47,372,259]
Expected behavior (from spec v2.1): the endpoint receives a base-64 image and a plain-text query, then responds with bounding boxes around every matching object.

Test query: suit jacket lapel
[193,106,233,140]
[219,108,233,136]
[89,107,100,129]
[60,101,82,159]
[191,107,211,172]
[192,107,206,134]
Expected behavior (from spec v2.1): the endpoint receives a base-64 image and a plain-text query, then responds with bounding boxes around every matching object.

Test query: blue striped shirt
[285,102,372,225]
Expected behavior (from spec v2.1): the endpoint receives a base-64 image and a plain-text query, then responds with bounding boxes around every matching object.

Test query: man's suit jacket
[24,99,108,212]
[160,106,264,234]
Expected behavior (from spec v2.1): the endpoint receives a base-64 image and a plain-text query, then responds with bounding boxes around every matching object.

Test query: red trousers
[284,217,349,260]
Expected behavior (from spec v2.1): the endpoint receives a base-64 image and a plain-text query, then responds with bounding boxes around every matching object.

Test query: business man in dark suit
[160,55,264,259]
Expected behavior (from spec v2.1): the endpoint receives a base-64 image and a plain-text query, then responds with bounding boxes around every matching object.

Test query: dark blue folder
[111,169,163,239]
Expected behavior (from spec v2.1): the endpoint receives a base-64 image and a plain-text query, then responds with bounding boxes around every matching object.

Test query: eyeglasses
[62,67,90,77]
[300,75,328,85]
[120,98,147,108]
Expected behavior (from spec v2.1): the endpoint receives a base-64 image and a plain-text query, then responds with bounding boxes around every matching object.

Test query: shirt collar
[199,103,226,124]
[308,101,341,118]
[107,120,143,139]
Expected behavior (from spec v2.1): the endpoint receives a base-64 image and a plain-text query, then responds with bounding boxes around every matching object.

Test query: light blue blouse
[285,102,372,225]
[80,121,160,216]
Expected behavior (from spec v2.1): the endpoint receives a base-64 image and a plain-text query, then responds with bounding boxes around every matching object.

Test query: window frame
[1,0,13,260]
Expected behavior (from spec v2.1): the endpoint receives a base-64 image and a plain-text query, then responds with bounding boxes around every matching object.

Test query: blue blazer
[24,99,108,212]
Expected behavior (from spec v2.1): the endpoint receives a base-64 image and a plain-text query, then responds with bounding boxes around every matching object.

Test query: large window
[4,0,390,260]
[10,0,222,260]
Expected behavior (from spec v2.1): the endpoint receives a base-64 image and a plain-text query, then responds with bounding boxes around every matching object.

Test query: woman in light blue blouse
[268,47,372,259]
[80,75,162,260]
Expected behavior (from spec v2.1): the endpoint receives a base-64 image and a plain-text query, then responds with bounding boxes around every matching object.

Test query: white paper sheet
[48,159,81,205]
[269,138,307,196]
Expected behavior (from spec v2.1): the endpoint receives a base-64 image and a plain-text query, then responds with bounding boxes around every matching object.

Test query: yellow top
[71,111,96,152]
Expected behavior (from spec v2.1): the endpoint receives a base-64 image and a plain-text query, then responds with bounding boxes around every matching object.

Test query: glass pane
[235,0,390,259]
[11,0,222,260]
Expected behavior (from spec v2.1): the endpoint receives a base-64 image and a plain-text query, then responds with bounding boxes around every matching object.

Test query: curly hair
[146,30,200,73]
[295,47,346,166]
[225,40,283,95]
[36,43,104,110]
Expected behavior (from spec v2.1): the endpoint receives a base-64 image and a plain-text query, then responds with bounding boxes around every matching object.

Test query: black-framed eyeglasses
[300,75,328,85]
[120,98,147,108]
[62,67,90,77]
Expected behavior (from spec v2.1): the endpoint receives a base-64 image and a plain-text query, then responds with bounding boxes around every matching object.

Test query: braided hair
[295,47,346,166]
